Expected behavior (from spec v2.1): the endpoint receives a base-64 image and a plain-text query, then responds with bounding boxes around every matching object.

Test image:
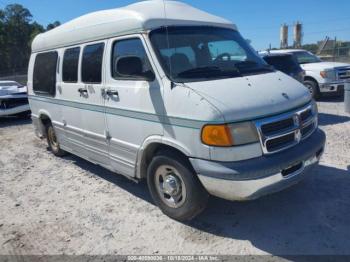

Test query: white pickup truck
[269,49,350,99]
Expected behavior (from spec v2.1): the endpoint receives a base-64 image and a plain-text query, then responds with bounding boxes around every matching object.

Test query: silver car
[0,81,31,117]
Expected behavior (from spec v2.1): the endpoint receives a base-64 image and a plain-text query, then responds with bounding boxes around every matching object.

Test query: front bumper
[319,81,347,94]
[190,129,326,201]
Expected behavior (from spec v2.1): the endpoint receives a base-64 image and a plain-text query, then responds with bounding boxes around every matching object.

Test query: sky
[1,0,350,50]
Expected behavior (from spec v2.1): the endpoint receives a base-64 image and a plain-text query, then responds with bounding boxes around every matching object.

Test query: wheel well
[39,114,51,136]
[139,143,194,179]
[304,76,319,86]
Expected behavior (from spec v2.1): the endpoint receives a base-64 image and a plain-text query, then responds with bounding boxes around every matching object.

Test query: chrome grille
[337,67,350,81]
[255,104,317,154]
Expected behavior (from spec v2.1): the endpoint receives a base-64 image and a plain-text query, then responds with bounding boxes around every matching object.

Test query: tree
[2,4,33,71]
[30,22,45,44]
[0,4,60,74]
[46,21,61,31]
[0,10,7,71]
[302,44,319,54]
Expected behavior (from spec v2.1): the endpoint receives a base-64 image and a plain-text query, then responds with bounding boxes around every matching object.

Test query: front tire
[147,150,209,221]
[304,80,320,100]
[46,123,67,157]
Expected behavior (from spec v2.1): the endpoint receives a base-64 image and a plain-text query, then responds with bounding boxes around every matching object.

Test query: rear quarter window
[33,51,58,96]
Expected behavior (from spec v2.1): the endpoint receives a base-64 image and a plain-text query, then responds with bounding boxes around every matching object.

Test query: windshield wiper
[177,66,241,78]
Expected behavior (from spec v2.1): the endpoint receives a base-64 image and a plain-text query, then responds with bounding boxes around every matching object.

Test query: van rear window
[63,47,80,83]
[82,43,104,84]
[33,51,58,96]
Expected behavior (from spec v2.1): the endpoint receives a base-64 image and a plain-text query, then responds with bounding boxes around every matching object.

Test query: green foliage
[301,44,319,54]
[0,4,59,74]
[46,21,61,31]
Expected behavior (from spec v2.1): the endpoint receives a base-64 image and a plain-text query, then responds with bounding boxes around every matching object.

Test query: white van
[28,1,326,221]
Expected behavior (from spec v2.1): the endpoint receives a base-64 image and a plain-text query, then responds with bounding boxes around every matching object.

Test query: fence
[318,46,350,63]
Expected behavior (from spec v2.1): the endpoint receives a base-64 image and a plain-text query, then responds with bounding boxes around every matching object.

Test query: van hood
[185,71,311,123]
[301,61,350,71]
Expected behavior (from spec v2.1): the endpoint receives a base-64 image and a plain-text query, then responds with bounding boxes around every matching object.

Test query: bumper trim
[190,129,326,181]
[191,129,326,201]
[198,157,320,201]
[319,82,346,93]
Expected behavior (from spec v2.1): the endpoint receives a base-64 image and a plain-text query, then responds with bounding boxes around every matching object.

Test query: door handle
[106,90,119,97]
[78,88,88,94]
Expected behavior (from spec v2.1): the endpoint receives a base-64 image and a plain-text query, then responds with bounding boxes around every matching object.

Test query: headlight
[320,69,336,80]
[201,122,259,147]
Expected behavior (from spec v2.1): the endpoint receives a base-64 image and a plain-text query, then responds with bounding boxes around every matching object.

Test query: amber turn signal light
[201,124,233,147]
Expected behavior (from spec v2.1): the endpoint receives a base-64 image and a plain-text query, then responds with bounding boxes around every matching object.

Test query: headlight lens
[201,122,259,147]
[228,122,260,146]
[320,69,336,80]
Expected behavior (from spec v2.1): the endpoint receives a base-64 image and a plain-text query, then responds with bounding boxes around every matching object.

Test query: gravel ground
[0,97,349,256]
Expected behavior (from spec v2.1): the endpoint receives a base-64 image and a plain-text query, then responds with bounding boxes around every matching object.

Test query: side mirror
[115,56,155,81]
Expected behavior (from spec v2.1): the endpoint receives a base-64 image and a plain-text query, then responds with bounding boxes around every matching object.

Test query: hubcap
[305,83,314,96]
[155,165,186,208]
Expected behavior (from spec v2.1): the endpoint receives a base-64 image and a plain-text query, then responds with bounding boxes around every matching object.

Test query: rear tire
[304,80,320,100]
[147,150,209,221]
[46,123,67,157]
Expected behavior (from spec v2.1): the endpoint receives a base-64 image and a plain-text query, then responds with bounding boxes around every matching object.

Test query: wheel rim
[154,165,187,208]
[304,83,314,96]
[48,127,59,151]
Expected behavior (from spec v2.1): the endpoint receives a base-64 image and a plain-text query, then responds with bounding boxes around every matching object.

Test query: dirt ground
[0,97,349,256]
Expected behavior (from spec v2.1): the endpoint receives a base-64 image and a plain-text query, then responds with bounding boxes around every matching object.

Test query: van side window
[33,51,58,96]
[112,38,152,80]
[82,43,104,84]
[63,47,80,83]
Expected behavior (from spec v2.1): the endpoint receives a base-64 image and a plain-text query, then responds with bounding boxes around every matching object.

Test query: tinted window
[112,38,152,79]
[63,47,80,83]
[82,43,104,83]
[264,55,300,74]
[33,52,58,96]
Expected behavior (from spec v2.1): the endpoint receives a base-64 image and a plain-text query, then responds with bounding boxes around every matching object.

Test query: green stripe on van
[28,95,224,129]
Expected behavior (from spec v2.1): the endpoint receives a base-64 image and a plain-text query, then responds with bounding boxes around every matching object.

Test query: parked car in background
[269,49,350,99]
[260,53,305,83]
[0,81,30,117]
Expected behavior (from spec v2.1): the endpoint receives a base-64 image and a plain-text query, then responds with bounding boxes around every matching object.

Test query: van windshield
[150,26,272,82]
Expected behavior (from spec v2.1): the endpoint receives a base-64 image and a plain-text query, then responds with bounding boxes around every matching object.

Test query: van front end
[190,102,326,201]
